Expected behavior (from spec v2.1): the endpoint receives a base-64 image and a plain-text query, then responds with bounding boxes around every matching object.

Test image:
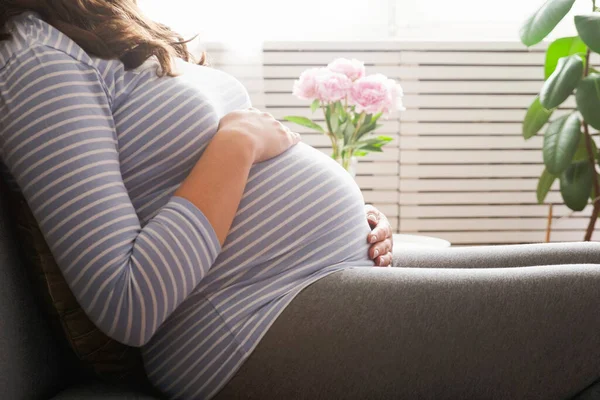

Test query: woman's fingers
[374,251,393,267]
[365,205,394,265]
[366,211,379,228]
[364,204,380,228]
[368,222,392,244]
[369,238,393,260]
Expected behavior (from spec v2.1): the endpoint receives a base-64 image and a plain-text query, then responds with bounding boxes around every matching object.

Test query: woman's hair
[0,0,206,76]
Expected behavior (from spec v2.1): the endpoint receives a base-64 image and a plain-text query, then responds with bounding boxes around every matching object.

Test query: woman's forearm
[174,130,255,246]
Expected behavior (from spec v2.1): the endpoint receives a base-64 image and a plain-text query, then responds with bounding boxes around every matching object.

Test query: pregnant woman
[2,1,600,400]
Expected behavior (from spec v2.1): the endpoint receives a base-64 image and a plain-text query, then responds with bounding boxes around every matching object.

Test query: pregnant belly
[199,143,372,292]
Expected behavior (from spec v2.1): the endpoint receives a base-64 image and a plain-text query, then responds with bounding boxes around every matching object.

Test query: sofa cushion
[3,183,151,389]
[51,382,162,400]
[572,378,600,399]
[0,177,73,399]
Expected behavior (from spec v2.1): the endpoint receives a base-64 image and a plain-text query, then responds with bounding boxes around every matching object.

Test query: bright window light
[138,0,591,42]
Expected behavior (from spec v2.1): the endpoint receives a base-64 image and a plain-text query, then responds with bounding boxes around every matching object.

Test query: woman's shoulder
[0,11,93,70]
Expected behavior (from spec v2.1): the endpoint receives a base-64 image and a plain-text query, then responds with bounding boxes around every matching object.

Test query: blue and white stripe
[0,12,373,399]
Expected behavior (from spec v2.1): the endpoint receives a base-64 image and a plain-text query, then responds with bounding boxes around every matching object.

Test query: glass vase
[338,156,358,179]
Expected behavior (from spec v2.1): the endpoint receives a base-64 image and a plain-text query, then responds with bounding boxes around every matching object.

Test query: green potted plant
[520,0,600,240]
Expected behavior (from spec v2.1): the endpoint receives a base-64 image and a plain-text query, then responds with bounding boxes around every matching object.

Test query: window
[394,0,590,40]
[139,0,589,42]
[138,0,391,41]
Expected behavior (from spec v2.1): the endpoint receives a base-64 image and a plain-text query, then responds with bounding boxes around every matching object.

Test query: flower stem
[351,112,367,143]
[321,103,339,160]
[340,112,367,171]
[342,155,351,170]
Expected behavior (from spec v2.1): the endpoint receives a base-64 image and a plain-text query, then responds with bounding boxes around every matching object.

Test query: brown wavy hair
[0,0,206,76]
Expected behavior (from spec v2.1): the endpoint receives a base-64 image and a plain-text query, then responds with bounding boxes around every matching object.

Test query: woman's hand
[218,108,301,163]
[365,205,393,267]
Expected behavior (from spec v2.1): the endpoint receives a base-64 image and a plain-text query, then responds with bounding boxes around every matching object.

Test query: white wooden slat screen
[203,41,599,245]
[204,42,402,232]
[398,41,597,244]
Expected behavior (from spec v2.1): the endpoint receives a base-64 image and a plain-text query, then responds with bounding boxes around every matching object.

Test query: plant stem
[583,122,599,240]
[582,46,600,241]
[545,203,553,243]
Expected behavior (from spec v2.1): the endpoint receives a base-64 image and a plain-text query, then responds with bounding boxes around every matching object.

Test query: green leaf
[362,114,373,128]
[334,102,345,123]
[357,122,374,137]
[573,133,599,162]
[352,137,393,151]
[324,106,333,133]
[575,14,600,54]
[519,0,576,46]
[357,144,384,152]
[354,150,368,157]
[356,116,382,138]
[330,115,339,134]
[543,112,582,175]
[544,36,587,79]
[537,168,557,204]
[540,55,583,109]
[560,160,593,211]
[343,120,355,145]
[576,73,600,130]
[523,96,554,139]
[310,99,320,113]
[359,138,386,146]
[283,116,325,133]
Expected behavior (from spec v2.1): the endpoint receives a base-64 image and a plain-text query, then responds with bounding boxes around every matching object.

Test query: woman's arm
[175,131,254,246]
[177,108,300,245]
[0,45,294,347]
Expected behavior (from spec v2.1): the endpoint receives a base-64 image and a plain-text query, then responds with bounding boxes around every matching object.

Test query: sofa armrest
[393,242,600,269]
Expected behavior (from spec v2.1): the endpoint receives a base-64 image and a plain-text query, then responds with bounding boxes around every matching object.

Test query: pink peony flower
[327,58,365,81]
[350,74,405,115]
[349,74,390,114]
[314,70,353,102]
[385,80,406,114]
[292,67,329,100]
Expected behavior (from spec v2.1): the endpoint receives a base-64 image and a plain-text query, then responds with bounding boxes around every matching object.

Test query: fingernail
[374,249,379,258]
[368,215,377,223]
[379,259,384,266]
[370,235,377,244]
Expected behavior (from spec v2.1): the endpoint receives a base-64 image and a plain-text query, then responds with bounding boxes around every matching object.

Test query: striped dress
[0,12,373,399]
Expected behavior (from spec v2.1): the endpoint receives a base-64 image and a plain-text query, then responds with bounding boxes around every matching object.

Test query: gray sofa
[2,180,600,399]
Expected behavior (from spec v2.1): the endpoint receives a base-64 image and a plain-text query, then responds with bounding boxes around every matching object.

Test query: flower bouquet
[284,58,404,175]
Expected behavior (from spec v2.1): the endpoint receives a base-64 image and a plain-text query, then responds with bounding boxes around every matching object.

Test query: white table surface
[392,233,451,252]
